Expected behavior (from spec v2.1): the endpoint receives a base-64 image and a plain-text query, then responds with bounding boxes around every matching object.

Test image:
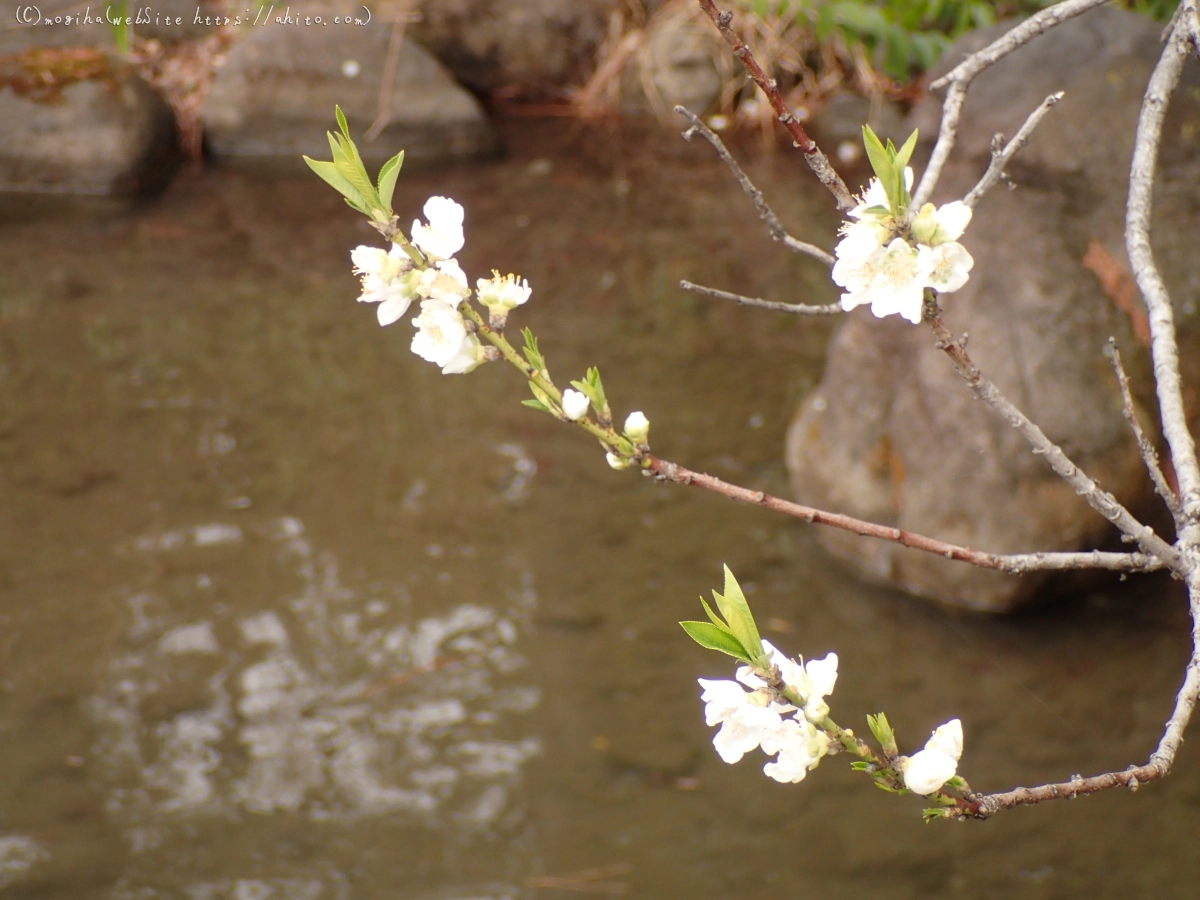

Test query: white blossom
[408,259,471,307]
[562,389,590,421]
[901,718,963,795]
[697,679,786,764]
[624,411,650,443]
[439,333,487,375]
[917,241,974,295]
[477,271,532,310]
[839,238,926,324]
[351,243,416,326]
[761,717,832,783]
[411,196,465,261]
[411,299,471,372]
[735,641,836,724]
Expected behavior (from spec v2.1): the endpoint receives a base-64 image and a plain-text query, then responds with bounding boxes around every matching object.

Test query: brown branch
[679,280,843,315]
[913,0,1111,208]
[1108,339,1183,524]
[643,456,1160,574]
[675,106,835,266]
[963,91,1064,208]
[924,305,1183,575]
[954,580,1200,819]
[694,0,855,210]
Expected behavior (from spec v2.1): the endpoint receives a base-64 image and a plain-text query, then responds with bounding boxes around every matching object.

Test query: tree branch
[963,91,1064,208]
[676,106,835,266]
[913,0,1111,208]
[643,456,1160,574]
[924,305,1183,575]
[1125,14,1200,531]
[954,582,1200,819]
[693,0,855,210]
[679,280,843,315]
[1107,338,1183,524]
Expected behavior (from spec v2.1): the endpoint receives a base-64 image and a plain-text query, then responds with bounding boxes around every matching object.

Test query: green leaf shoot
[679,621,752,662]
[711,565,764,662]
[376,150,404,213]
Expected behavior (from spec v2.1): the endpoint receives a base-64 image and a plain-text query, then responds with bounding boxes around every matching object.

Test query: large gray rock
[201,22,496,160]
[0,50,177,193]
[410,0,615,94]
[785,7,1200,612]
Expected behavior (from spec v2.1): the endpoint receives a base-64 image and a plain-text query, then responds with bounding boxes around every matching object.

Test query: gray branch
[997,550,1165,574]
[1126,14,1200,532]
[1107,339,1183,524]
[927,309,1183,575]
[913,0,1111,208]
[675,106,835,267]
[963,91,1064,208]
[679,280,844,315]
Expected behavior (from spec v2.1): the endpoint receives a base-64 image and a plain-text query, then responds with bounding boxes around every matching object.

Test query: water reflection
[93,516,538,895]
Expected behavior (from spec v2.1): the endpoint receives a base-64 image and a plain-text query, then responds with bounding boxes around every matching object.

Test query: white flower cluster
[697,641,837,783]
[832,170,974,324]
[350,196,530,375]
[900,719,963,795]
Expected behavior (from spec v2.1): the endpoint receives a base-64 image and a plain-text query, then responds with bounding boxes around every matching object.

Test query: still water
[0,119,1197,899]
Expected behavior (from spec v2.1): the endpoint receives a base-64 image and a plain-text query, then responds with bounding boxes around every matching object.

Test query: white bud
[562,389,590,421]
[624,411,650,443]
[606,452,633,471]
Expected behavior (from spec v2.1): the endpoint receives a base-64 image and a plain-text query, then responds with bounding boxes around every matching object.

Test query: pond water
[0,119,1197,899]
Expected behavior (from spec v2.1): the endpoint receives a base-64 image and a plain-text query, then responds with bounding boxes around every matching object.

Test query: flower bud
[624,411,650,443]
[606,452,633,471]
[562,389,589,421]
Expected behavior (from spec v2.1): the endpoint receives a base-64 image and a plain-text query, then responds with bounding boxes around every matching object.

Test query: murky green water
[0,120,1197,899]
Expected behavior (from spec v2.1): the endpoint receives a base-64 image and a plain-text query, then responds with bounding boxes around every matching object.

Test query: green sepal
[922,807,950,822]
[376,150,405,213]
[849,761,875,772]
[711,565,764,662]
[521,399,551,413]
[874,780,908,794]
[679,621,752,662]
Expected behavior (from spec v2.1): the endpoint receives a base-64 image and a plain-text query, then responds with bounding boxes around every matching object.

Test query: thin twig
[679,280,843,315]
[963,91,1064,208]
[924,305,1183,575]
[913,0,1111,208]
[694,0,854,210]
[676,106,835,266]
[1185,0,1200,54]
[643,456,1160,574]
[1107,338,1183,524]
[1125,15,1200,530]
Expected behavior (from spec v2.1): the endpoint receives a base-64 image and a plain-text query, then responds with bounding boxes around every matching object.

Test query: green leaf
[303,157,370,212]
[528,382,554,409]
[922,807,950,822]
[861,124,895,198]
[711,566,764,661]
[521,328,545,372]
[679,622,752,661]
[893,129,919,206]
[335,104,352,141]
[376,150,404,213]
[849,761,875,772]
[521,399,551,413]
[699,597,730,632]
[867,712,896,750]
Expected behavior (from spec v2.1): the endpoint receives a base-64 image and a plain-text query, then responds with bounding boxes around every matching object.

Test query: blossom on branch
[761,717,831,783]
[832,172,974,325]
[411,299,483,375]
[624,411,650,443]
[562,389,590,421]
[477,271,532,311]
[901,718,963,795]
[697,678,789,764]
[351,243,415,326]
[411,196,465,261]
